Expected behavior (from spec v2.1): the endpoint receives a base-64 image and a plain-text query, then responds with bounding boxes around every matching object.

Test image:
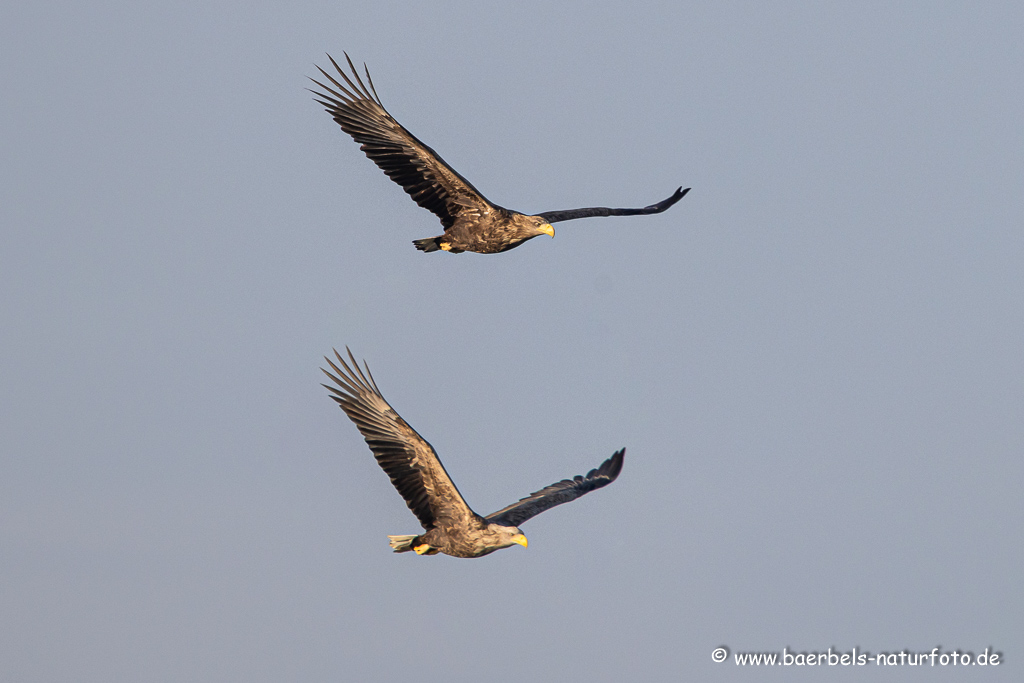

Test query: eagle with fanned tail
[310,53,690,254]
[322,349,625,558]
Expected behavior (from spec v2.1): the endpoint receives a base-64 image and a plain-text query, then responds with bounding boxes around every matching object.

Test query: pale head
[484,524,529,552]
[513,214,555,241]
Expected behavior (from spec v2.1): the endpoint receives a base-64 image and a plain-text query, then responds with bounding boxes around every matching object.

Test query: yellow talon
[440,242,452,251]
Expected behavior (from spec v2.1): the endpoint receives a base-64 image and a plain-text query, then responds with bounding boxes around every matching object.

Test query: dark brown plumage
[322,348,624,558]
[310,53,689,254]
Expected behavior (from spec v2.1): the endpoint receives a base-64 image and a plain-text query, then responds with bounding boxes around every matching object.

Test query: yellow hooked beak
[512,533,528,548]
[539,224,555,238]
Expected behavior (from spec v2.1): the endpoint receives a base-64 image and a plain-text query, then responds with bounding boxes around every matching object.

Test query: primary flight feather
[310,53,689,254]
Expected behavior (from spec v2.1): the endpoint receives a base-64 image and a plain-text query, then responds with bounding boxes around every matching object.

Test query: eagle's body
[393,517,523,559]
[413,208,553,255]
[310,54,689,254]
[322,349,624,558]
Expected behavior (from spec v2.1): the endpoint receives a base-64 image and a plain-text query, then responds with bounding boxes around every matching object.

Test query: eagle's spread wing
[485,449,625,528]
[536,187,689,224]
[310,54,495,230]
[322,349,476,531]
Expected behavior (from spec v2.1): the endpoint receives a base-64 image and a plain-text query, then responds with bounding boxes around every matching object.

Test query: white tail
[387,535,417,552]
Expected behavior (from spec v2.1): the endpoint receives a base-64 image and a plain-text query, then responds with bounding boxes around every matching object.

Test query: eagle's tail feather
[387,534,418,552]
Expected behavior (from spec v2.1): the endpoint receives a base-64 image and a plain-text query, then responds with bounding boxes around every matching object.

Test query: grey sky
[2,1,1021,681]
